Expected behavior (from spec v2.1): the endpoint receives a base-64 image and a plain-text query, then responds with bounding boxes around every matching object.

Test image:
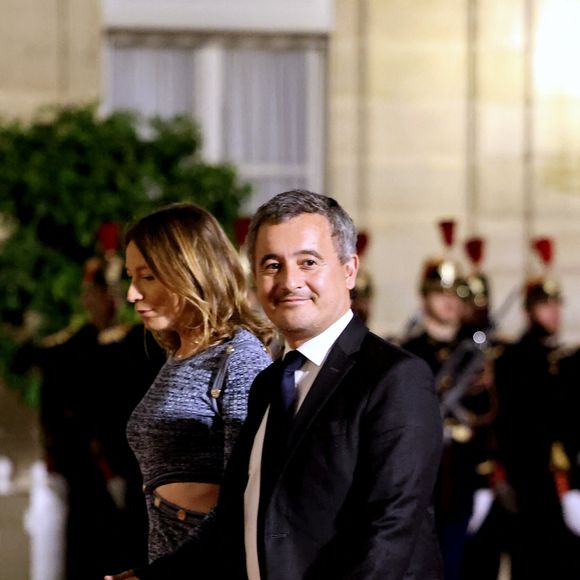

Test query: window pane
[223,48,311,205]
[223,48,307,164]
[109,46,195,119]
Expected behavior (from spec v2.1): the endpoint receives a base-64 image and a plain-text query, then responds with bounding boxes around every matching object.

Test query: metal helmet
[524,237,562,309]
[420,219,463,295]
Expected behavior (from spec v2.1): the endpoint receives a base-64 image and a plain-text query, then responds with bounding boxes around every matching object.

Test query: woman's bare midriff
[155,482,220,513]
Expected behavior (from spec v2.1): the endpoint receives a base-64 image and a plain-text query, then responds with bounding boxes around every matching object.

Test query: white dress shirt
[244,310,354,580]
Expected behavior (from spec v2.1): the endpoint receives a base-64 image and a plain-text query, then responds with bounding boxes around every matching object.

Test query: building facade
[3,0,580,341]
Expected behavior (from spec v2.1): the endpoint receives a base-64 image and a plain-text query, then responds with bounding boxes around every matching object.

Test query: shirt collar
[285,310,354,367]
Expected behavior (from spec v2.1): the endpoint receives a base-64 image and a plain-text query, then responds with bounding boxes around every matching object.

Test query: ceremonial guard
[557,345,580,577]
[401,220,463,369]
[458,238,509,580]
[402,221,492,580]
[17,224,165,579]
[459,237,492,332]
[493,237,576,579]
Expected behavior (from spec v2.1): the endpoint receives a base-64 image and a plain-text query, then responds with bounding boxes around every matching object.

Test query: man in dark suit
[108,190,443,580]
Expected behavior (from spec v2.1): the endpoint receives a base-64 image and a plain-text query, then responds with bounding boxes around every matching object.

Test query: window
[102,0,330,211]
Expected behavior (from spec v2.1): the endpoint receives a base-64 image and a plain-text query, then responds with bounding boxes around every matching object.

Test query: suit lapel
[226,362,282,488]
[287,316,368,451]
[244,362,283,443]
[245,317,367,492]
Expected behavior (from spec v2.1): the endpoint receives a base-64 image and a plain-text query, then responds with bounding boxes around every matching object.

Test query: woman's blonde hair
[125,202,272,353]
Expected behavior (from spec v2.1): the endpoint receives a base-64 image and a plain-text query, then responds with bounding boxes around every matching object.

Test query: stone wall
[3,0,580,342]
[0,0,101,120]
[329,0,580,342]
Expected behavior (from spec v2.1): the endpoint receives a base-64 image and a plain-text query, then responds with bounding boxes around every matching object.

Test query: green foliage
[0,104,251,403]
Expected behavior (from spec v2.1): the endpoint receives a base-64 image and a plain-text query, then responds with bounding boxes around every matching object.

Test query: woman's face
[125,241,184,332]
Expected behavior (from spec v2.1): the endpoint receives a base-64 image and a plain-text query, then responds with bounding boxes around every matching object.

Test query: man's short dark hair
[246,189,357,268]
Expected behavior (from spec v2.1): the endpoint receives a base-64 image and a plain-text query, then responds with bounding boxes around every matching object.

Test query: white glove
[562,489,580,536]
[107,476,127,510]
[467,488,494,535]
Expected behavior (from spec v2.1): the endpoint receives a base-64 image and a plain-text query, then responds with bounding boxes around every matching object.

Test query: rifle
[436,287,520,426]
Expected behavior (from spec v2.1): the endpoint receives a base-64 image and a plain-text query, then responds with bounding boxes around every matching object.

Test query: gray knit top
[127,328,271,489]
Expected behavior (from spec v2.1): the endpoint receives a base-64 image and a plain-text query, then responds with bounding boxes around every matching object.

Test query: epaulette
[548,345,577,375]
[98,323,131,345]
[491,330,513,346]
[487,342,507,361]
[39,326,76,348]
[443,418,473,444]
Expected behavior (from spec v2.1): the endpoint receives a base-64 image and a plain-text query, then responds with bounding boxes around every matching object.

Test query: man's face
[423,290,462,326]
[529,299,562,336]
[253,213,358,348]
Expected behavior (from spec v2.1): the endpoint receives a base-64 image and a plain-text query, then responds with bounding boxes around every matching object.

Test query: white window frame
[102,0,334,35]
[101,2,331,208]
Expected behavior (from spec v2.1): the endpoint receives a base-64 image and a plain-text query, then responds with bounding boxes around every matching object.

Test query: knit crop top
[127,329,271,490]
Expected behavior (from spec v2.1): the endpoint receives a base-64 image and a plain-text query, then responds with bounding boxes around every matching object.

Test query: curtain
[109,46,195,119]
[223,48,309,209]
[105,39,324,211]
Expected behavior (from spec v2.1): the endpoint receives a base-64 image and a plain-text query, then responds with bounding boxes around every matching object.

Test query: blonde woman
[123,203,272,564]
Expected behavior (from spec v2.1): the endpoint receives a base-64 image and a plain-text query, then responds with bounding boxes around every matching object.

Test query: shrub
[0,105,251,404]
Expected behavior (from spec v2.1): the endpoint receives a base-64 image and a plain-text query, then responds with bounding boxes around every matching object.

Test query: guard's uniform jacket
[494,324,574,579]
[402,330,493,525]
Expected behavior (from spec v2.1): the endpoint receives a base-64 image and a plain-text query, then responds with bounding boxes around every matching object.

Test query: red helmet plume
[465,237,484,266]
[97,221,119,253]
[438,220,456,248]
[532,237,553,266]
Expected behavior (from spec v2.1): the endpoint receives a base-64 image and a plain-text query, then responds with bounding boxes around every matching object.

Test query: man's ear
[345,255,359,290]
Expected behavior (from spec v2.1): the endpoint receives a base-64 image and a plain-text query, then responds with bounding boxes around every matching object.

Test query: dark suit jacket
[139,316,443,579]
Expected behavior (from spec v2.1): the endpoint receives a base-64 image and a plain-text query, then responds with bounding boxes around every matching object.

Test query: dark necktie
[258,351,305,532]
[278,349,305,412]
